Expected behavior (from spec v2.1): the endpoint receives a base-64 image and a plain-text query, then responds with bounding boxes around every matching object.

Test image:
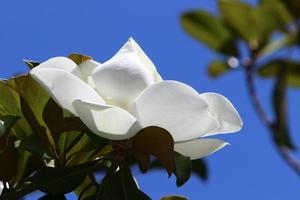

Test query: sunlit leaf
[23,60,40,70]
[181,10,238,56]
[208,60,231,78]
[68,54,92,65]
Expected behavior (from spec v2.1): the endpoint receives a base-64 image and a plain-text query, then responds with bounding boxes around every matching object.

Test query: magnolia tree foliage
[181,0,300,176]
[0,37,242,199]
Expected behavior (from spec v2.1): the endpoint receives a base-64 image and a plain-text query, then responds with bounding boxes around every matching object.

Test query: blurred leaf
[174,152,191,187]
[191,159,208,181]
[29,161,96,195]
[99,165,151,200]
[208,60,231,78]
[133,126,175,176]
[272,68,295,149]
[258,34,297,57]
[68,54,92,65]
[23,60,40,70]
[277,0,300,18]
[258,59,300,87]
[181,10,238,56]
[160,196,188,200]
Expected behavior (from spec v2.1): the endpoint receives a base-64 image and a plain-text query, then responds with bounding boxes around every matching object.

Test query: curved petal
[92,41,156,110]
[30,68,104,115]
[0,181,3,196]
[200,93,243,137]
[131,81,219,142]
[73,100,140,140]
[174,139,229,160]
[78,60,100,87]
[36,57,82,78]
[0,120,4,135]
[128,37,163,82]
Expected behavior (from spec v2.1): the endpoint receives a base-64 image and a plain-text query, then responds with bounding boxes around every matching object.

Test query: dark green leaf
[181,10,238,56]
[68,54,92,65]
[133,126,175,176]
[76,175,98,200]
[191,159,208,181]
[99,165,151,200]
[208,60,231,78]
[0,115,20,137]
[39,194,66,200]
[29,161,96,195]
[258,59,300,87]
[174,152,191,187]
[23,60,40,70]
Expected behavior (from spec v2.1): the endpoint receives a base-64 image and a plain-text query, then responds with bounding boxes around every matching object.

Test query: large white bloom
[30,37,242,160]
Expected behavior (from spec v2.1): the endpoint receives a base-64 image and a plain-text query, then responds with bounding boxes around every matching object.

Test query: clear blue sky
[1,0,300,199]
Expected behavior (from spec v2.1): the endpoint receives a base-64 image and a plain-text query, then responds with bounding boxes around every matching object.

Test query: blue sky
[1,0,300,199]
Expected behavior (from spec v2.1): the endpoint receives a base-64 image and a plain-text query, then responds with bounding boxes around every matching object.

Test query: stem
[243,60,300,176]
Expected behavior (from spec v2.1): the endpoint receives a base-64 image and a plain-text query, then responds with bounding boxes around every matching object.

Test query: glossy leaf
[133,126,175,176]
[0,115,20,137]
[258,59,300,87]
[181,10,238,56]
[29,161,97,195]
[99,166,151,200]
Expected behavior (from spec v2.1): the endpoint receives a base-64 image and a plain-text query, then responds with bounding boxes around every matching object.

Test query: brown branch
[243,61,300,176]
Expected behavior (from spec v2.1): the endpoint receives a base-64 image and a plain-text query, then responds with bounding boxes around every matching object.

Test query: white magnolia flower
[0,181,4,196]
[0,120,4,135]
[30,37,242,160]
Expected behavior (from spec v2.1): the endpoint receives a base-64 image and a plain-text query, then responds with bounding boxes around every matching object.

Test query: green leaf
[258,59,300,87]
[68,54,92,65]
[191,159,208,181]
[181,10,238,56]
[23,60,40,70]
[208,60,231,78]
[276,0,300,18]
[0,115,20,137]
[133,126,175,176]
[99,165,151,200]
[271,68,295,149]
[29,161,97,195]
[160,195,188,200]
[75,175,98,200]
[174,152,191,187]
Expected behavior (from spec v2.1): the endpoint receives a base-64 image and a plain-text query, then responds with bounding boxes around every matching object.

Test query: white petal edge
[78,60,100,88]
[0,181,3,196]
[174,138,229,160]
[127,37,163,82]
[30,68,104,115]
[200,93,243,137]
[92,43,156,110]
[73,100,140,140]
[0,120,4,135]
[131,81,219,142]
[36,57,82,78]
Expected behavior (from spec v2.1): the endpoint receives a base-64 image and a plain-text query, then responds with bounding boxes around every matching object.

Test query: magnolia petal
[93,42,156,110]
[0,120,4,135]
[131,81,219,142]
[73,100,140,140]
[36,57,82,78]
[0,181,3,196]
[78,60,100,87]
[128,37,163,82]
[30,68,104,115]
[200,93,243,137]
[174,139,229,160]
